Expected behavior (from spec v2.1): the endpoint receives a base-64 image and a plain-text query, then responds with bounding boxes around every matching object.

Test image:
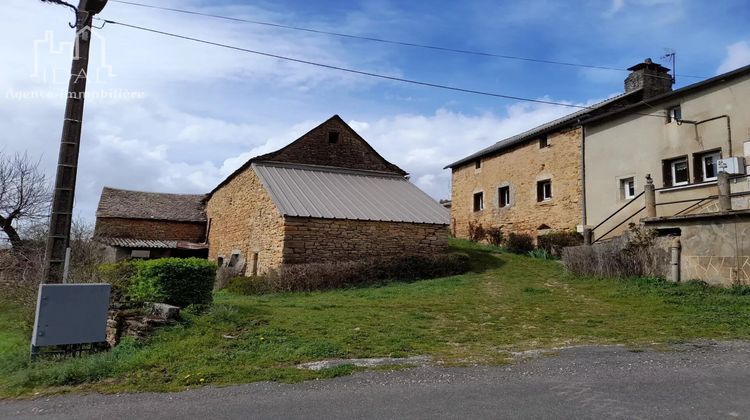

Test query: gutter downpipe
[677,115,732,158]
[580,121,588,227]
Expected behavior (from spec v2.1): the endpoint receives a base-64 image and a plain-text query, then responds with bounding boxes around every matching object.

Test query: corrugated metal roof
[444,89,642,169]
[253,163,449,225]
[96,237,208,250]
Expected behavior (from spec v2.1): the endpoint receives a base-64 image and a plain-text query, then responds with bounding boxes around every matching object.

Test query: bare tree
[0,152,52,249]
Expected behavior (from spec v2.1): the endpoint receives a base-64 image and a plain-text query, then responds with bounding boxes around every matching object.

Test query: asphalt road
[2,341,750,419]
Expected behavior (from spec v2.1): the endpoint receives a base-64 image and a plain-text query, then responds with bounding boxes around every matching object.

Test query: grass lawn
[1,238,750,397]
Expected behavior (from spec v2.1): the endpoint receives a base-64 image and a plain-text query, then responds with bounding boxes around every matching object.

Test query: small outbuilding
[206,115,450,275]
[94,187,209,261]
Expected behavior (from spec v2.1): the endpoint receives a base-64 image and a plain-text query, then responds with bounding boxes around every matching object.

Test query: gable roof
[582,63,750,126]
[253,162,449,225]
[211,115,406,196]
[96,187,207,222]
[445,89,643,169]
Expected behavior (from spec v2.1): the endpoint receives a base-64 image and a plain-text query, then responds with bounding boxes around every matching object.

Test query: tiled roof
[253,162,450,225]
[445,89,642,169]
[96,187,207,222]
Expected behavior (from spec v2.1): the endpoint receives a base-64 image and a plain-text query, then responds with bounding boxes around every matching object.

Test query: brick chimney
[624,58,673,98]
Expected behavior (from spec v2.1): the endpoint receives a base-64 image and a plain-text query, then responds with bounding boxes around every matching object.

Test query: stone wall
[259,116,405,175]
[206,167,285,275]
[94,218,206,242]
[644,210,750,286]
[282,217,449,264]
[450,127,583,240]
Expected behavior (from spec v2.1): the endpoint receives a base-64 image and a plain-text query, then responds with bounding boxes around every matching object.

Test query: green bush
[485,227,504,247]
[537,230,583,257]
[231,253,471,294]
[225,276,271,295]
[468,222,486,243]
[96,260,137,301]
[506,233,534,254]
[128,258,216,307]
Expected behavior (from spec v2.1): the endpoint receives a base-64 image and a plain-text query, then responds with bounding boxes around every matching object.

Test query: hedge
[127,258,216,307]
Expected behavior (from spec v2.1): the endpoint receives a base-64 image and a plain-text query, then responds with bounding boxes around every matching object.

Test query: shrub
[485,227,504,247]
[506,233,534,254]
[128,258,216,307]
[225,276,271,295]
[527,248,552,260]
[561,226,667,279]
[97,260,136,301]
[537,230,583,257]
[468,222,486,243]
[260,253,471,294]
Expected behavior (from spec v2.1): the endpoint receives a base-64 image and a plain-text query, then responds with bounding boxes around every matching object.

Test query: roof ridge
[252,161,406,178]
[101,186,206,198]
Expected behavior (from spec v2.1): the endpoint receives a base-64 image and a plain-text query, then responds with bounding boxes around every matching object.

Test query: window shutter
[692,155,702,183]
[662,160,672,187]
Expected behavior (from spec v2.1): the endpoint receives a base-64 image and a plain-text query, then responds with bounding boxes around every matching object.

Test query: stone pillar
[644,174,656,218]
[717,171,731,212]
[583,227,593,246]
[669,236,681,283]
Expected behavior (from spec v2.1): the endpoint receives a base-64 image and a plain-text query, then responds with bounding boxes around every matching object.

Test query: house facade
[206,115,450,275]
[446,59,671,240]
[94,188,208,261]
[583,64,750,240]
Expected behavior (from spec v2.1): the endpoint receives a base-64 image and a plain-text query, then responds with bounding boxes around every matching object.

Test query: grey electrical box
[31,284,111,348]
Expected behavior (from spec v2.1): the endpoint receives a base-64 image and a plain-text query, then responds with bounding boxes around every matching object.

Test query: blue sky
[1,0,749,230]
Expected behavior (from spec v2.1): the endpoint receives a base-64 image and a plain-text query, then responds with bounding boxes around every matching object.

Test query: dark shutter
[693,155,703,183]
[537,182,543,202]
[662,160,672,187]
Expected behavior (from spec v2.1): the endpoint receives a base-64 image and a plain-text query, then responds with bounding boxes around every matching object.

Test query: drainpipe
[677,115,732,157]
[580,124,588,226]
[670,236,681,283]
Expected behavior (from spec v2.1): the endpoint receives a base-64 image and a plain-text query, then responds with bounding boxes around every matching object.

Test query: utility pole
[43,0,108,283]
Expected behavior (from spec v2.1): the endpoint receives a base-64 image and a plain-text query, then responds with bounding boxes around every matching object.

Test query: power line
[107,0,706,80]
[97,18,666,118]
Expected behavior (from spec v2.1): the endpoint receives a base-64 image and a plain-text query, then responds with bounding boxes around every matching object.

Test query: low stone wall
[282,217,449,264]
[644,210,750,286]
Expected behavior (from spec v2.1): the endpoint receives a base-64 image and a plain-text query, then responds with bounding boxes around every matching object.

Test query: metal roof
[95,237,208,250]
[253,163,450,225]
[444,89,642,169]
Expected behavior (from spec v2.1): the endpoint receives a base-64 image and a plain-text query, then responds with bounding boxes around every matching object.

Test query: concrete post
[717,171,731,212]
[583,227,592,246]
[669,236,681,283]
[644,174,656,218]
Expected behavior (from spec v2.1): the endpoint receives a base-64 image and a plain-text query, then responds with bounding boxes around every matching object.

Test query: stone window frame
[472,190,484,212]
[536,178,553,203]
[617,175,637,201]
[497,182,512,209]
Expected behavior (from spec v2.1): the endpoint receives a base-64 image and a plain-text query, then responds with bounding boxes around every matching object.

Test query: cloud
[717,41,750,74]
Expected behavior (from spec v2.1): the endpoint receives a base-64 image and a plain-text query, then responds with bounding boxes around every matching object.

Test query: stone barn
[94,187,208,261]
[206,115,450,275]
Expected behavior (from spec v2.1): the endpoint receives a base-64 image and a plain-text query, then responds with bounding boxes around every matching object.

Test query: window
[475,159,481,170]
[251,253,259,276]
[539,135,549,148]
[694,150,721,182]
[217,256,225,267]
[621,177,635,200]
[666,105,682,123]
[228,252,240,268]
[473,192,484,212]
[537,180,552,202]
[131,250,150,259]
[328,131,339,144]
[662,156,689,187]
[498,186,510,208]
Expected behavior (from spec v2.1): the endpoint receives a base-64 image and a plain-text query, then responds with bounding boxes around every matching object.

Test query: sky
[1,0,749,233]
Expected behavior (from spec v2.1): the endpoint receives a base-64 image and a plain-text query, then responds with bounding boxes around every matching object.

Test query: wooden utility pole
[43,0,108,283]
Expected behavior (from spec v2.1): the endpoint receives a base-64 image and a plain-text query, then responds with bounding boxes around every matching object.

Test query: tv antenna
[662,49,676,85]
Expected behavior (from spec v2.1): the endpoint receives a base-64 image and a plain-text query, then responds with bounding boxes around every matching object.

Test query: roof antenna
[662,49,676,85]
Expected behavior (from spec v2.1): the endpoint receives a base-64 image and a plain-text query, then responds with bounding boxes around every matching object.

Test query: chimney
[624,58,673,98]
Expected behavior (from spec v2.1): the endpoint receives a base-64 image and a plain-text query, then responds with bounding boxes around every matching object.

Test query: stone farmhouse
[446,59,674,240]
[95,115,450,275]
[94,187,208,261]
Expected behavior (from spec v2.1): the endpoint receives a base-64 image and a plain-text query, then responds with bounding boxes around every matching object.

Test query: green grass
[2,240,750,397]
